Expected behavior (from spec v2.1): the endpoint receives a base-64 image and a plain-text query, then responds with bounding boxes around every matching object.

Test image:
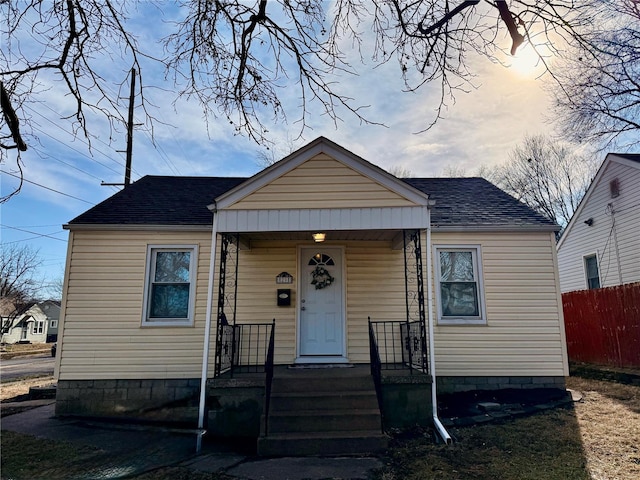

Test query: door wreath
[310,265,335,290]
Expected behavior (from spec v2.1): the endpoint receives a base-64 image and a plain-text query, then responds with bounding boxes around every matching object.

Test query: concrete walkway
[1,403,383,479]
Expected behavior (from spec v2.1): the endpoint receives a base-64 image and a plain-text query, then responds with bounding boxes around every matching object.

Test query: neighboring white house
[1,300,60,344]
[557,153,640,293]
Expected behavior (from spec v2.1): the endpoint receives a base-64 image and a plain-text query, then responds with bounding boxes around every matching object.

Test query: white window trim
[142,244,198,327]
[433,244,487,325]
[50,320,58,328]
[583,252,601,290]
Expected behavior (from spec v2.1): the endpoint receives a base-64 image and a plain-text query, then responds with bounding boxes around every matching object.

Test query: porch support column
[403,229,428,372]
[197,209,220,453]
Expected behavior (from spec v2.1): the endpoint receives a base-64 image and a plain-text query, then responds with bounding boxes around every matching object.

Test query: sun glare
[508,45,546,79]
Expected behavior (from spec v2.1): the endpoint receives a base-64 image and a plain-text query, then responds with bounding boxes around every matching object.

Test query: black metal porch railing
[368,318,384,424]
[263,319,276,436]
[369,319,429,374]
[214,321,275,377]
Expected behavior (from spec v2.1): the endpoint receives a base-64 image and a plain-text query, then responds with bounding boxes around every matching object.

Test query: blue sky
[1,2,573,296]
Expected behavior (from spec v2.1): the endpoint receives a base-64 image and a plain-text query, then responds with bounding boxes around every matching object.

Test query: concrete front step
[257,430,389,456]
[270,375,373,393]
[269,390,379,412]
[266,409,382,434]
[259,367,386,456]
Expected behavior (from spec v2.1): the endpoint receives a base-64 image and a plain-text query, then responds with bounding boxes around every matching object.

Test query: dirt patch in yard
[1,375,55,401]
[1,342,53,359]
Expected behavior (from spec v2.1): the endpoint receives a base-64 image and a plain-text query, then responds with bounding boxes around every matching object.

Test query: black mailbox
[277,289,291,306]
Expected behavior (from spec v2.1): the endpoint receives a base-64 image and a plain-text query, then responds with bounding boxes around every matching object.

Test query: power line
[5,224,61,228]
[32,102,130,165]
[28,121,126,178]
[97,78,182,177]
[0,224,67,242]
[0,170,94,204]
[29,144,107,182]
[24,104,142,178]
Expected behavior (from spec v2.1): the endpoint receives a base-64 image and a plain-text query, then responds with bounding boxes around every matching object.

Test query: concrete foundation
[437,375,566,393]
[55,373,567,433]
[55,378,201,424]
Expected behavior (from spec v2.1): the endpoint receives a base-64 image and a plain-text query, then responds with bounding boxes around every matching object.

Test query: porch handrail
[263,319,276,436]
[214,321,275,377]
[368,317,384,427]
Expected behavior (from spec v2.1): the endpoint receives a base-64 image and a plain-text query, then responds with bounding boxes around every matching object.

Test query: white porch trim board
[214,206,430,232]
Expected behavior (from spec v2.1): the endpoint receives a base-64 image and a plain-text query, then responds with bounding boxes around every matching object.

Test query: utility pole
[124,67,136,187]
[101,68,136,189]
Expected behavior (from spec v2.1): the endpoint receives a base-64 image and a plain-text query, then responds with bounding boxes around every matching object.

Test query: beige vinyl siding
[344,242,406,362]
[234,240,406,364]
[228,154,416,210]
[431,231,568,377]
[557,159,640,292]
[60,229,567,380]
[235,242,298,364]
[58,230,214,380]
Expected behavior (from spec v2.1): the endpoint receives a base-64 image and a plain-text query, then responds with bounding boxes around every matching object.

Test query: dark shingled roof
[403,177,557,229]
[69,176,246,226]
[68,175,557,230]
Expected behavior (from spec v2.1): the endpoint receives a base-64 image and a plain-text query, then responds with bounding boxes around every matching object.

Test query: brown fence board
[562,282,640,368]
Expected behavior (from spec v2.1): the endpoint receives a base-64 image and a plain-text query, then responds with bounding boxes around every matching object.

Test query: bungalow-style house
[557,153,640,293]
[1,300,60,344]
[55,137,568,455]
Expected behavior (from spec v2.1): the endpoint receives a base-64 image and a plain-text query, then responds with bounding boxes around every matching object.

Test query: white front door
[298,247,345,359]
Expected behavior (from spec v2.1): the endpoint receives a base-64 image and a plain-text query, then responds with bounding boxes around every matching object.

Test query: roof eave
[64,222,558,233]
[64,223,212,231]
[431,224,560,233]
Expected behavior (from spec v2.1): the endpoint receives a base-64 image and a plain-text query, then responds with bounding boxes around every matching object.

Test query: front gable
[225,153,417,210]
[212,137,432,233]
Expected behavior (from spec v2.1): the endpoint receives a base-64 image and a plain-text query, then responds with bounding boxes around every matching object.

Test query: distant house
[557,153,640,293]
[1,300,60,344]
[55,137,568,454]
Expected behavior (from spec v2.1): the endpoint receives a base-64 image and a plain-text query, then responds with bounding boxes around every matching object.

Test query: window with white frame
[50,320,58,329]
[33,320,45,334]
[584,254,601,289]
[434,246,485,324]
[142,245,198,326]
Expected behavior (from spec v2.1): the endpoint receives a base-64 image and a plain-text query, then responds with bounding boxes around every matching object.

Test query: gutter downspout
[196,207,219,453]
[426,224,452,444]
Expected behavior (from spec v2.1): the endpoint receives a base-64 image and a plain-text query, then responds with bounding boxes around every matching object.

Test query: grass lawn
[374,376,640,480]
[1,375,638,479]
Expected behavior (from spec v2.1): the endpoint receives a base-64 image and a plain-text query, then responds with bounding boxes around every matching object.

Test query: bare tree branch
[550,1,640,147]
[485,134,599,232]
[1,0,635,176]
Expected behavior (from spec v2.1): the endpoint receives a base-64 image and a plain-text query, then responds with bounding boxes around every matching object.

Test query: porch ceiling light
[312,232,326,243]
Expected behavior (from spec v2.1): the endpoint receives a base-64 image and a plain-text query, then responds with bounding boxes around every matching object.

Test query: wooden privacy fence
[562,282,640,368]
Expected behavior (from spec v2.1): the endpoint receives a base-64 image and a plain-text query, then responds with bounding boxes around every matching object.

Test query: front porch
[199,221,437,455]
[198,141,439,453]
[206,314,433,455]
[208,363,431,456]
